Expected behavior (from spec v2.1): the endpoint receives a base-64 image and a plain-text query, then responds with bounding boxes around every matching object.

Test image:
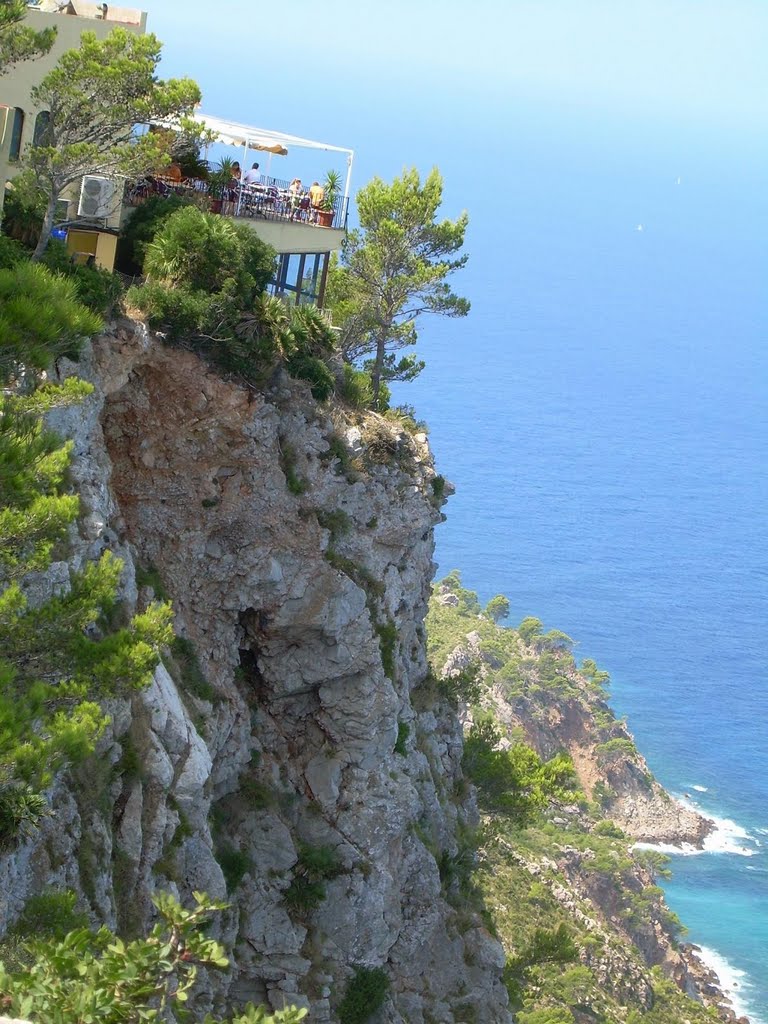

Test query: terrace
[127,113,353,234]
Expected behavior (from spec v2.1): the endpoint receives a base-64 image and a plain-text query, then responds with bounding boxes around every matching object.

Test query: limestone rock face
[2,321,510,1024]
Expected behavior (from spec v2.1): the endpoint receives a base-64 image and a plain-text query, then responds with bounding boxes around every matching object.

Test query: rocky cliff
[0,320,509,1023]
[0,316,745,1024]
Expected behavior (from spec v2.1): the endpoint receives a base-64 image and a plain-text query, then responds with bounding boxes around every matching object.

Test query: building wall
[0,5,146,220]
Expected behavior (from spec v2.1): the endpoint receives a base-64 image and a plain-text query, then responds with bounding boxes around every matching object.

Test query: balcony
[125,171,348,232]
[131,113,354,255]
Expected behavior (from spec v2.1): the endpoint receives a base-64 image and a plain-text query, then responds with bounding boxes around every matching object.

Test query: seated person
[165,161,183,182]
[231,161,242,181]
[243,162,261,185]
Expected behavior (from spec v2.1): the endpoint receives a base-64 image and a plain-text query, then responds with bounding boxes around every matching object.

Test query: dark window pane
[33,110,51,146]
[9,108,24,161]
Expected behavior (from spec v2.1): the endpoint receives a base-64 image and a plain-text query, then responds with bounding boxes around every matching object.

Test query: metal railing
[124,176,348,231]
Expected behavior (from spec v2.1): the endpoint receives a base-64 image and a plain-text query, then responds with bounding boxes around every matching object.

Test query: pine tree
[0,262,171,849]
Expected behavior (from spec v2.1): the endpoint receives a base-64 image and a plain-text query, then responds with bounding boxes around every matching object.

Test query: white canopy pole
[343,150,354,225]
[236,135,249,216]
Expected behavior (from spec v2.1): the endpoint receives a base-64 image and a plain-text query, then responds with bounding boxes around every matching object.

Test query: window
[33,110,51,147]
[8,107,24,161]
[271,251,329,306]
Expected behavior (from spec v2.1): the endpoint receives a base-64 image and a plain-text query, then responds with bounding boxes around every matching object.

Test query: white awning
[191,112,354,159]
[192,112,355,203]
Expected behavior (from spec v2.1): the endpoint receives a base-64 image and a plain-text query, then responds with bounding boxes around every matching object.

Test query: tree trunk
[371,330,387,411]
[31,193,58,261]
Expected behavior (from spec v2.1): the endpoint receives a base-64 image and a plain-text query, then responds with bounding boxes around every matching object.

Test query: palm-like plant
[235,294,295,369]
[319,170,341,213]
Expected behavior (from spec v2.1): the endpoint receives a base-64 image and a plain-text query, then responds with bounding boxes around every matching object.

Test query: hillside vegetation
[427,572,723,1024]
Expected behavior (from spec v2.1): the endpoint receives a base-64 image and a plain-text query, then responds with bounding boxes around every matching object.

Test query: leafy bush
[595,737,637,762]
[143,206,275,306]
[0,235,26,270]
[127,278,237,342]
[117,193,191,275]
[0,786,47,851]
[503,923,578,1007]
[518,616,544,646]
[485,594,510,623]
[463,714,578,824]
[9,889,88,940]
[285,351,335,400]
[169,635,216,702]
[394,721,409,756]
[40,240,123,315]
[438,661,484,706]
[375,620,398,679]
[217,843,252,893]
[340,362,375,408]
[283,842,342,915]
[337,966,389,1024]
[0,892,311,1024]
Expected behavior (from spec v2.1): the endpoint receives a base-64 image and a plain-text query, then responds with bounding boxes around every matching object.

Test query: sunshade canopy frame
[191,112,355,205]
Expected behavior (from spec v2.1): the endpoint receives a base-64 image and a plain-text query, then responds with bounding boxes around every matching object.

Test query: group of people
[236,165,328,221]
[143,158,332,223]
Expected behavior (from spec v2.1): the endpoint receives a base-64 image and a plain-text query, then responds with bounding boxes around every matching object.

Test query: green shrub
[134,564,170,601]
[279,442,306,495]
[41,241,123,315]
[431,475,446,501]
[375,620,398,679]
[0,785,48,851]
[127,279,237,342]
[285,351,335,400]
[143,206,275,306]
[595,737,637,762]
[0,262,102,376]
[321,434,352,472]
[438,662,483,706]
[283,841,341,915]
[117,193,190,275]
[393,721,409,756]
[593,819,626,839]
[9,889,88,940]
[217,843,252,892]
[337,967,389,1024]
[169,635,216,702]
[0,235,26,270]
[485,594,510,623]
[316,508,351,539]
[283,875,326,914]
[340,363,375,409]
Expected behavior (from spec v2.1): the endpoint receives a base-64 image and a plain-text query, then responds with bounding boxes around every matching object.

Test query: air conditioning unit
[78,175,114,218]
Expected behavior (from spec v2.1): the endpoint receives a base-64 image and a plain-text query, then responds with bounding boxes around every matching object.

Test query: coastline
[685,944,761,1024]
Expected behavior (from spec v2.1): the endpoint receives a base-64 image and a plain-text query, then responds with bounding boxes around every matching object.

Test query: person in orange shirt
[309,180,325,222]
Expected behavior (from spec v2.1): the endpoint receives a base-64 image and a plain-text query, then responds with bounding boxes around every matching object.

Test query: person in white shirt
[243,162,261,185]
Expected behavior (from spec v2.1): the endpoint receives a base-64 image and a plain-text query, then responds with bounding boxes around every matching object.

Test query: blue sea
[397,125,768,1020]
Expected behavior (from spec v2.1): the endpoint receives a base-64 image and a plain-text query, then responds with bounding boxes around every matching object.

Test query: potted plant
[207,156,237,214]
[317,169,341,227]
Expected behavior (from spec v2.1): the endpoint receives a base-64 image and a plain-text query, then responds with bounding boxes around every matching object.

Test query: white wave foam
[692,784,708,792]
[693,945,766,1024]
[702,813,757,857]
[634,840,701,856]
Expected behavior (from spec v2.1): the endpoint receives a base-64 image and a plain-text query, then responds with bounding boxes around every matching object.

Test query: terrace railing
[124,175,348,231]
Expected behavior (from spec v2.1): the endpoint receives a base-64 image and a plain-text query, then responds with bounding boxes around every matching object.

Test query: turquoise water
[398,137,768,1020]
